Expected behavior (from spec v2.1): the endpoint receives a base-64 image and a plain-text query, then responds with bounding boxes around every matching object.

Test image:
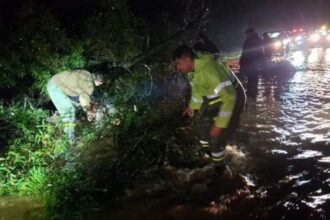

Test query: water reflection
[292,150,322,160]
[325,49,330,63]
[290,50,305,67]
[308,48,323,63]
[289,48,330,69]
[239,47,330,219]
[302,194,330,209]
[318,157,330,163]
[271,149,288,155]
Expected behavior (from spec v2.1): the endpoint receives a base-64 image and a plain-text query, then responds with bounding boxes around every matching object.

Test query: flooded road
[235,48,330,219]
[102,49,330,220]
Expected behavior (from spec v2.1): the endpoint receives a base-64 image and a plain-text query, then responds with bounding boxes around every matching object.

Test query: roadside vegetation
[0,0,203,218]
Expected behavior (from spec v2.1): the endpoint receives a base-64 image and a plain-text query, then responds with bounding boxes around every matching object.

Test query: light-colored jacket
[51,70,95,109]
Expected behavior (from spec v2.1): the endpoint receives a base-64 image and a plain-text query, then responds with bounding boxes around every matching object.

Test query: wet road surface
[238,48,330,219]
[103,49,330,220]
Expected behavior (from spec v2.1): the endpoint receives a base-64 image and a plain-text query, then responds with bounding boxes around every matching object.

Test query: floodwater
[101,48,330,220]
[234,48,330,219]
[2,48,330,220]
[0,196,42,220]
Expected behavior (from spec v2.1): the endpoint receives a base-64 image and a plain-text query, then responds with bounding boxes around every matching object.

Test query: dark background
[1,0,330,50]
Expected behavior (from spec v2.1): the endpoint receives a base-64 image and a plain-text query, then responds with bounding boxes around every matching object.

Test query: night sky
[1,0,330,49]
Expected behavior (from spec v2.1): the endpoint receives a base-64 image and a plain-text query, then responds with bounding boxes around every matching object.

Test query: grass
[0,102,69,199]
[0,64,200,219]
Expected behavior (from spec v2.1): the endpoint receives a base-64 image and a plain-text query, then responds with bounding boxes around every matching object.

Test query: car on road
[306,25,330,48]
[262,31,291,58]
[288,28,306,51]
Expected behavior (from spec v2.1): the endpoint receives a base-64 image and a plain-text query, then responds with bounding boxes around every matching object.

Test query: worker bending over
[47,69,106,143]
[173,45,246,171]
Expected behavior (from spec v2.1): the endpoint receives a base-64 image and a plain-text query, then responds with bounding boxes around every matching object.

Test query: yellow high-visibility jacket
[189,53,237,128]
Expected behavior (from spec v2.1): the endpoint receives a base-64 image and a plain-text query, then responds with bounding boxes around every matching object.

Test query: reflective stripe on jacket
[188,53,237,128]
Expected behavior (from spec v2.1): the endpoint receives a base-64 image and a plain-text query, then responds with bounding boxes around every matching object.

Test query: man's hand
[183,107,194,117]
[210,125,222,137]
[87,111,95,122]
[86,103,97,122]
[88,103,97,113]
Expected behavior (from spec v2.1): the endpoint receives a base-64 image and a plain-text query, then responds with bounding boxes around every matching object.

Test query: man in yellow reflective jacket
[173,45,246,170]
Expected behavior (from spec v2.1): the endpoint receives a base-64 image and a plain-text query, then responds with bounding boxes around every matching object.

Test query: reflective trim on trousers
[211,151,226,161]
[200,140,210,148]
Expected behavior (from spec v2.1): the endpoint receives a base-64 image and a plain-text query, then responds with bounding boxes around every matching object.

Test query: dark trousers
[241,61,259,98]
[194,83,246,164]
[246,71,258,98]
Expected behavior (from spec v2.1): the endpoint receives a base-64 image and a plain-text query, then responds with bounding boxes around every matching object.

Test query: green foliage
[84,0,142,64]
[0,0,198,219]
[0,0,145,97]
[0,2,86,93]
[0,103,68,199]
[0,60,195,219]
[41,66,154,218]
[112,66,152,128]
[30,45,86,93]
[40,62,197,219]
[0,50,192,219]
[0,0,146,96]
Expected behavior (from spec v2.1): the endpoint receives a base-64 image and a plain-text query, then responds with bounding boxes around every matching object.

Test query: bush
[42,66,154,218]
[0,2,86,94]
[0,53,196,220]
[83,0,142,64]
[42,63,197,219]
[0,0,199,219]
[0,102,68,199]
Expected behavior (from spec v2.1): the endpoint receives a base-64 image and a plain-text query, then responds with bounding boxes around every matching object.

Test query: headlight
[327,35,330,41]
[310,33,320,42]
[273,41,282,49]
